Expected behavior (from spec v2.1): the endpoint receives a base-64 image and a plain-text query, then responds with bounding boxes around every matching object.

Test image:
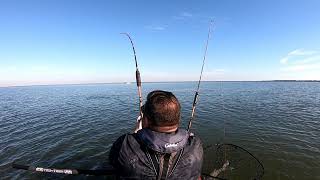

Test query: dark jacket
[109,128,203,180]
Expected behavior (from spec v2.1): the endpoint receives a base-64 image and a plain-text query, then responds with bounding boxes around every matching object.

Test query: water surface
[0,82,319,179]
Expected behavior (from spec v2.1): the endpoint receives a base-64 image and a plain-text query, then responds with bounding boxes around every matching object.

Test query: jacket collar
[136,128,189,153]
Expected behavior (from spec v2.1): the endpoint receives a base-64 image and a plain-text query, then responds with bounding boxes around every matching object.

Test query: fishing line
[195,22,265,179]
[187,20,214,131]
[221,80,227,178]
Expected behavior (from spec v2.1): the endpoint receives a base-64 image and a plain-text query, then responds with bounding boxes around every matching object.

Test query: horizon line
[1,79,320,88]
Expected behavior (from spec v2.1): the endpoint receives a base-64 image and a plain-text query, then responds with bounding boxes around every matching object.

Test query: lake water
[0,82,319,179]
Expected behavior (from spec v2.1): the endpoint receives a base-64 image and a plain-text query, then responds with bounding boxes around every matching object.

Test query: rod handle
[136,70,141,87]
[193,92,199,106]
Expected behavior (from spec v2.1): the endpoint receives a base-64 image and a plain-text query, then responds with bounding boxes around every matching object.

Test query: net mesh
[202,143,264,180]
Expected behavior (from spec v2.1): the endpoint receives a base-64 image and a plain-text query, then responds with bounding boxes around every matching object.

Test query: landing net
[202,143,264,180]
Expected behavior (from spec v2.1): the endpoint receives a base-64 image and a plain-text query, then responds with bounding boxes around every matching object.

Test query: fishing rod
[12,163,115,176]
[121,33,144,126]
[187,20,214,131]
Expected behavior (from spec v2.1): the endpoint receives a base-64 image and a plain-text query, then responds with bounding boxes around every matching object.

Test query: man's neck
[150,125,178,133]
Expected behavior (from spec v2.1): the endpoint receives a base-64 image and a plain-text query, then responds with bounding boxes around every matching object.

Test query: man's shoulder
[112,133,137,147]
[183,132,203,156]
[109,133,140,166]
[188,132,203,145]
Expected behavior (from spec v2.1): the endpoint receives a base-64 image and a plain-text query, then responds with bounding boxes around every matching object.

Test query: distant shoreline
[1,80,319,88]
[267,80,320,82]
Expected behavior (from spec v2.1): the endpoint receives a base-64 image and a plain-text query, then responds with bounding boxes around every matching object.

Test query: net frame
[202,143,264,180]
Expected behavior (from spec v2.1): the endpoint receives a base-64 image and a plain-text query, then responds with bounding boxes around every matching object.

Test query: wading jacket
[109,128,203,180]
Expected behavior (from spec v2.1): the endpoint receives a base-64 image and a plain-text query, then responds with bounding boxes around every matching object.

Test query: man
[109,90,203,179]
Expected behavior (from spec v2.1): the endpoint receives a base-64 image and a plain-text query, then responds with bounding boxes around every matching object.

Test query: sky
[0,0,320,87]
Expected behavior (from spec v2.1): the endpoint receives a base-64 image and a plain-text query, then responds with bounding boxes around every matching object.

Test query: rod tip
[120,32,130,36]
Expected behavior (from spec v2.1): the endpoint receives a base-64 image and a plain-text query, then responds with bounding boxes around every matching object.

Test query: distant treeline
[271,80,320,82]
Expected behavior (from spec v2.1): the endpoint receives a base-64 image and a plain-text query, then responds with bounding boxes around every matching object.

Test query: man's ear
[142,116,149,128]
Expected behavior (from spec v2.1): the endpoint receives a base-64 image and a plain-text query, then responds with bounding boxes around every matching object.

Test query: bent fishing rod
[12,163,115,175]
[187,20,214,131]
[121,33,143,120]
[12,33,144,177]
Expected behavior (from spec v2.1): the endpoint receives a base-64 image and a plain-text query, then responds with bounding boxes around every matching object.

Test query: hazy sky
[1,0,320,87]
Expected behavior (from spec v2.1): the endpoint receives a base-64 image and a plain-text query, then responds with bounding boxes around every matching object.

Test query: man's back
[109,128,203,179]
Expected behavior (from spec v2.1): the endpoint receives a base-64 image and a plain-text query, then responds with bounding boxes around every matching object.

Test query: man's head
[142,90,181,132]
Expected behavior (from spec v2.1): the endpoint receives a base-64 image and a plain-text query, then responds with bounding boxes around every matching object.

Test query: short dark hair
[143,90,181,127]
